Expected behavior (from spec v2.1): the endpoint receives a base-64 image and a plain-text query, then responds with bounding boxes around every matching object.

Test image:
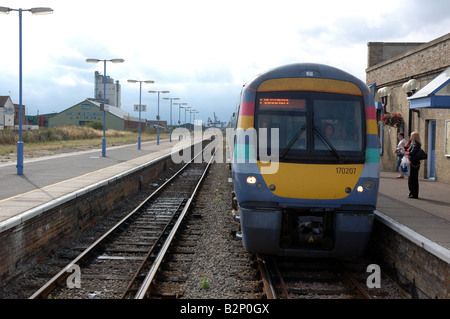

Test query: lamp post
[403,79,419,136]
[162,97,180,142]
[148,90,169,145]
[377,87,391,114]
[183,106,192,139]
[1,6,53,175]
[128,79,154,149]
[174,102,187,140]
[183,106,192,128]
[189,109,196,134]
[191,110,199,137]
[86,58,124,157]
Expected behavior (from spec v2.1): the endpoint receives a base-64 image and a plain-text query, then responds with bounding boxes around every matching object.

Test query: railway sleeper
[288,287,352,296]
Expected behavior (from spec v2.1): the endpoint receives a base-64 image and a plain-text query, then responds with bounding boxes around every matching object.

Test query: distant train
[230,63,379,257]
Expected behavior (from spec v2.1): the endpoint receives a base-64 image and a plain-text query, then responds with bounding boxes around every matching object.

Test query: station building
[48,99,145,131]
[366,32,450,184]
[0,96,28,130]
[0,96,15,129]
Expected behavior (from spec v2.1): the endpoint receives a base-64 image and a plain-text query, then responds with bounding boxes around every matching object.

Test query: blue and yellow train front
[231,63,380,257]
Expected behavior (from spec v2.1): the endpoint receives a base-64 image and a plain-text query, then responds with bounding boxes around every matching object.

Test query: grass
[0,126,170,156]
[200,277,211,289]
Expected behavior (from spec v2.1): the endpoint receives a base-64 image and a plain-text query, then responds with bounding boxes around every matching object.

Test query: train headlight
[364,179,374,190]
[357,186,364,193]
[246,176,257,184]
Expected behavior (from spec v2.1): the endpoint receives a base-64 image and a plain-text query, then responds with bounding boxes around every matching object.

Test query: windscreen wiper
[313,125,344,162]
[280,124,306,159]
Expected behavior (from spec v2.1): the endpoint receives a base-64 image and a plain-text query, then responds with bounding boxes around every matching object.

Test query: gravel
[180,161,260,299]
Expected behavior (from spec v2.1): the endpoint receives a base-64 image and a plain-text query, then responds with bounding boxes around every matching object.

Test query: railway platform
[0,144,449,261]
[377,171,450,256]
[376,170,450,262]
[0,138,187,232]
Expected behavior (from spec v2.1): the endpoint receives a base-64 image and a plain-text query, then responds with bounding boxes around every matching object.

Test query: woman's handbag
[410,149,427,162]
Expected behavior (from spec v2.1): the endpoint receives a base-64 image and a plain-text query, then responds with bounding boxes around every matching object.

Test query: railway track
[257,254,373,299]
[142,208,204,298]
[30,144,215,299]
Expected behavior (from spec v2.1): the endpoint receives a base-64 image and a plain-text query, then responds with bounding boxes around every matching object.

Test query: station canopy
[408,66,450,109]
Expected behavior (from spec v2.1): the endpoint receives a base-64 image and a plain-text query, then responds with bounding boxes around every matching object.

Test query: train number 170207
[336,167,357,174]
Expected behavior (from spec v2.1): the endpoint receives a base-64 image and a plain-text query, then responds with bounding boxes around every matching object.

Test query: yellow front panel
[257,162,364,199]
[257,78,363,96]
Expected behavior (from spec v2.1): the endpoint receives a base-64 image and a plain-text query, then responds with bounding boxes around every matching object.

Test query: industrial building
[48,99,145,131]
[93,71,121,108]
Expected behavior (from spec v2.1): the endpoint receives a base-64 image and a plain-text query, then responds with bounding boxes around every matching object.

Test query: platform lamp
[86,58,124,157]
[377,87,391,114]
[189,109,197,137]
[162,97,180,142]
[403,79,419,136]
[174,102,188,140]
[0,6,54,175]
[183,106,192,139]
[148,90,169,145]
[190,110,199,137]
[128,80,155,149]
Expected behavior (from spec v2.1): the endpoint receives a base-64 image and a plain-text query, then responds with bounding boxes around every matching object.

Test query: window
[255,91,365,163]
[313,98,363,152]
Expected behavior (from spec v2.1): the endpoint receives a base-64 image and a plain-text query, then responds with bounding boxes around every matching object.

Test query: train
[230,63,380,258]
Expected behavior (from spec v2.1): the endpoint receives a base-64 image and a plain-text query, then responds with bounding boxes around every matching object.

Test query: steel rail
[133,144,217,299]
[271,257,290,298]
[29,141,209,299]
[256,254,277,299]
[121,200,185,299]
[337,262,372,299]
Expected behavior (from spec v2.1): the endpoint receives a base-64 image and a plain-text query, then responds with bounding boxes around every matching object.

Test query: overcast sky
[1,0,449,125]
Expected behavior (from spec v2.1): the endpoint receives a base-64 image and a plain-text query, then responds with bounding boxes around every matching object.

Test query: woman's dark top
[408,141,421,166]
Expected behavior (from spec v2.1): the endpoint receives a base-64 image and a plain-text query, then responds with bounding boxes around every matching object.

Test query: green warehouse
[49,99,145,131]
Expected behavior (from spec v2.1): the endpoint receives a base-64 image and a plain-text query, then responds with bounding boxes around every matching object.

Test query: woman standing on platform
[407,132,422,199]
[395,132,406,178]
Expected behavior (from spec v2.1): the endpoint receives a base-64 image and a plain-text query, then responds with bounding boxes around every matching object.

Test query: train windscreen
[256,92,365,163]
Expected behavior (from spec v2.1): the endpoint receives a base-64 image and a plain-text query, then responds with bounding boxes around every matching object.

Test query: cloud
[1,0,449,124]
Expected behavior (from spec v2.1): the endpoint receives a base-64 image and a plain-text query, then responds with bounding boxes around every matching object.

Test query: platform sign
[134,105,147,112]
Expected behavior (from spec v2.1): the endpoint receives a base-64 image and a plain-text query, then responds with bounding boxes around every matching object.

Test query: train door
[427,120,436,180]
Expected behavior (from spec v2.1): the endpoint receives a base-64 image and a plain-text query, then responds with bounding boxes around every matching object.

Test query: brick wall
[367,42,424,68]
[369,220,449,299]
[367,34,450,85]
[366,33,450,183]
[124,119,147,131]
